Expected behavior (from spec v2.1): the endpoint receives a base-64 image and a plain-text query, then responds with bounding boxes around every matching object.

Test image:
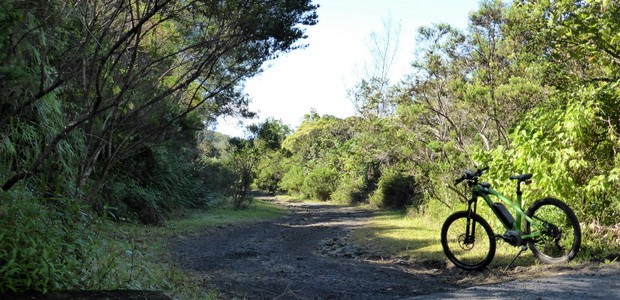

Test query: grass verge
[351,210,445,261]
[104,199,287,299]
[349,210,592,270]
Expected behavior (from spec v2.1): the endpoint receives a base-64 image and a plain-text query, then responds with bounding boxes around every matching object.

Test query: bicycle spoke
[526,198,581,264]
[441,211,495,270]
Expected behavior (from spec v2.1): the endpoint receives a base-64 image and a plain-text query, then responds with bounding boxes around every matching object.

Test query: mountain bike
[440,167,581,271]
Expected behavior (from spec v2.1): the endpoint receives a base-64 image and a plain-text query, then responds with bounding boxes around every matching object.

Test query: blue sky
[216,0,482,137]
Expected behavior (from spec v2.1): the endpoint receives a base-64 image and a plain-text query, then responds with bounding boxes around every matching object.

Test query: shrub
[254,151,286,194]
[370,170,422,210]
[332,177,367,205]
[103,145,213,224]
[280,164,305,195]
[302,167,339,201]
[0,193,95,292]
[0,192,189,294]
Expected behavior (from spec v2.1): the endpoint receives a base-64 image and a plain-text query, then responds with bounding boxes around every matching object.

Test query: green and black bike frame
[465,182,544,242]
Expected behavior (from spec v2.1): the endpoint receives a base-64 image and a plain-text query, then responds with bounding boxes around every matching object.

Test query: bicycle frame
[445,168,582,271]
[468,184,544,241]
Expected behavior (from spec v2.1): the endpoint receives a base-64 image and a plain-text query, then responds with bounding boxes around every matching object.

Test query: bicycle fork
[465,200,478,244]
[464,199,526,270]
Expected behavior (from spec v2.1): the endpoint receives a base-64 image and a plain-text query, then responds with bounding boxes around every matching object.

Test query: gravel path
[171,198,620,300]
[410,265,620,299]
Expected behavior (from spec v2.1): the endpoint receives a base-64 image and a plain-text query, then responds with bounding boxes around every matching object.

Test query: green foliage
[1,0,319,195]
[224,138,257,210]
[0,0,320,293]
[278,114,356,199]
[369,169,421,210]
[0,192,215,297]
[248,119,291,194]
[0,195,82,292]
[302,167,339,201]
[0,193,155,293]
[101,145,212,224]
[0,91,83,197]
[280,164,306,195]
[254,151,287,194]
[481,92,620,224]
[282,113,353,163]
[331,176,367,205]
[249,118,291,151]
[476,0,620,229]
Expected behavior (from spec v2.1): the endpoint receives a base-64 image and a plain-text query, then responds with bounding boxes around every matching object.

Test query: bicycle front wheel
[441,211,496,271]
[525,198,581,264]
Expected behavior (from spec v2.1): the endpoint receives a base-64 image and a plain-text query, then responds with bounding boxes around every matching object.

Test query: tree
[249,119,291,194]
[280,114,357,199]
[404,23,468,150]
[483,0,620,225]
[350,19,401,117]
[0,0,318,212]
[226,137,257,210]
[249,118,291,151]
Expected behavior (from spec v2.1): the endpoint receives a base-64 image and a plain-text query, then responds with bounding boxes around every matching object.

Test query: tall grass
[0,188,283,297]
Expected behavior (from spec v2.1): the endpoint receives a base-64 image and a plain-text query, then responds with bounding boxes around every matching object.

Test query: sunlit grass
[351,210,540,268]
[166,199,287,235]
[116,200,287,241]
[348,207,618,289]
[352,211,445,261]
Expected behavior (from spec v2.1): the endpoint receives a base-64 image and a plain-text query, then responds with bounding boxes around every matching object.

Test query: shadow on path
[172,200,461,299]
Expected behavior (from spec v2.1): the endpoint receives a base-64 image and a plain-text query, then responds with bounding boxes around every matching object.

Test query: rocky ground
[173,200,454,299]
[5,197,619,299]
[170,198,620,299]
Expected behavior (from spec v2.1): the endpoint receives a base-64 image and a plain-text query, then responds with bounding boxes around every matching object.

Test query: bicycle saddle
[509,173,532,181]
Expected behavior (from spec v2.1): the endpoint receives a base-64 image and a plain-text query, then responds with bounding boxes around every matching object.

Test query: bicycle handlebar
[454,174,467,185]
[454,166,489,185]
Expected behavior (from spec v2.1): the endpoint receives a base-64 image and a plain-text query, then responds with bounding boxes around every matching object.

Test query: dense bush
[280,164,306,195]
[0,193,145,292]
[332,177,367,205]
[480,94,620,226]
[369,170,422,210]
[254,151,287,194]
[0,191,200,293]
[302,167,339,201]
[0,195,84,292]
[101,145,212,225]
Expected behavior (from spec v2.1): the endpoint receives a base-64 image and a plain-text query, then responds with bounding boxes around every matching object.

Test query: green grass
[103,199,287,299]
[165,200,287,235]
[351,210,540,268]
[116,199,286,240]
[352,211,445,261]
[347,207,620,288]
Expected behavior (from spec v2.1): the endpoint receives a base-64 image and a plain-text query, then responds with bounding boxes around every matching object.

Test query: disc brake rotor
[458,234,475,250]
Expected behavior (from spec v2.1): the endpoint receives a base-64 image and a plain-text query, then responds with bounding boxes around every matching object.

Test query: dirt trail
[411,266,620,300]
[172,199,461,299]
[171,198,620,299]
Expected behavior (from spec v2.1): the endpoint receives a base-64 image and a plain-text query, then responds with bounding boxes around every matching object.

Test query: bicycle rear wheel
[525,198,581,264]
[441,211,496,271]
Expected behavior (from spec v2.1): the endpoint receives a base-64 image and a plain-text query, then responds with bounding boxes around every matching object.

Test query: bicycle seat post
[510,173,532,208]
[516,180,523,197]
